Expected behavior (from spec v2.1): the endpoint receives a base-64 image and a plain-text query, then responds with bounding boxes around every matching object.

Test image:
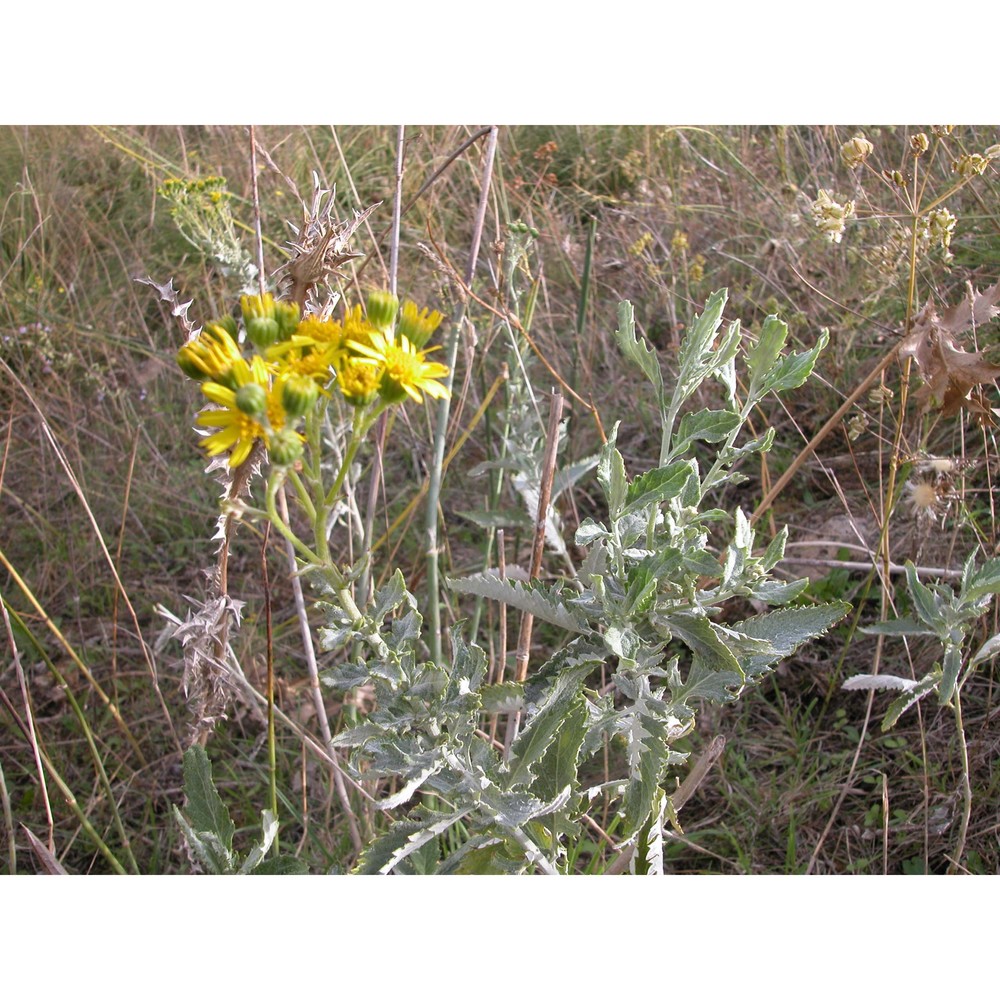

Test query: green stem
[949,684,973,874]
[286,469,316,524]
[265,472,322,565]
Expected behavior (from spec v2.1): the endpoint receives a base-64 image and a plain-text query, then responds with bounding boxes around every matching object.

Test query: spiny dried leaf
[135,275,195,338]
[899,289,1000,420]
[156,595,253,742]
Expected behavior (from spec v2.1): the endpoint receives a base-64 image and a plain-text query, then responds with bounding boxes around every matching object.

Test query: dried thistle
[277,172,381,308]
[156,595,256,745]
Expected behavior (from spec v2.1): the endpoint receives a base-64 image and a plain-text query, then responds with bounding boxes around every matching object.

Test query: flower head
[196,356,284,467]
[336,356,383,407]
[177,323,243,384]
[347,330,450,404]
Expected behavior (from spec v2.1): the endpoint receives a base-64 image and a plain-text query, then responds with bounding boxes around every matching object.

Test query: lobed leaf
[614,300,664,402]
[746,314,789,398]
[598,424,629,518]
[353,807,475,875]
[961,556,1000,604]
[446,572,585,633]
[181,746,235,853]
[507,662,597,788]
[734,602,850,679]
[672,409,742,455]
[882,670,942,730]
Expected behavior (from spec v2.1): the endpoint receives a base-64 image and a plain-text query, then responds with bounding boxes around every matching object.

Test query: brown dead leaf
[898,282,1000,421]
[938,279,1000,334]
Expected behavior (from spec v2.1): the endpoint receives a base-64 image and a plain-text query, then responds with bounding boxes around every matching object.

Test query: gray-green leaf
[181,745,235,853]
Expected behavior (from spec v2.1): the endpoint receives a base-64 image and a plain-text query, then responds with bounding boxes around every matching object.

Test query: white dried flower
[811,189,855,244]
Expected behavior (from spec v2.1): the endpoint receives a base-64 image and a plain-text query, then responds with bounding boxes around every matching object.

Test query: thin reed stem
[426,125,499,664]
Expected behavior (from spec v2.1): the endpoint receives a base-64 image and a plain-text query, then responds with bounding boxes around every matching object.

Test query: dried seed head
[905,478,949,524]
[811,189,855,244]
[840,134,874,169]
[953,153,989,178]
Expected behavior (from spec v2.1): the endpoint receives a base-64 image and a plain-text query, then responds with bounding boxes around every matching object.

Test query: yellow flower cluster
[177,291,450,467]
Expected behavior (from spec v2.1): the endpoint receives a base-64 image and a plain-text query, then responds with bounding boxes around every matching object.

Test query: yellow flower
[347,330,450,404]
[177,323,243,383]
[342,304,379,354]
[336,356,383,406]
[268,335,340,384]
[196,356,281,467]
[396,301,443,349]
[294,316,344,348]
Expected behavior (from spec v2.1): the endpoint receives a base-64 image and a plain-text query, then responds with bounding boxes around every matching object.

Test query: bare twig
[751,347,898,526]
[516,389,564,685]
[505,390,564,755]
[248,125,266,296]
[275,488,363,854]
[1,594,54,852]
[779,555,962,580]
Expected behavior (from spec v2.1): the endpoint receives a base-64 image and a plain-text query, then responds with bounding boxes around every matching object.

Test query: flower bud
[246,316,280,348]
[366,291,399,334]
[910,133,929,155]
[273,300,301,340]
[241,292,275,324]
[280,374,319,418]
[268,428,304,467]
[212,314,240,339]
[176,322,243,382]
[235,383,268,418]
[397,300,443,349]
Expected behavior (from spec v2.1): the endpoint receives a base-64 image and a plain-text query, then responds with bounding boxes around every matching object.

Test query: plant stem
[265,472,322,565]
[261,523,279,854]
[949,684,973,874]
[426,125,499,665]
